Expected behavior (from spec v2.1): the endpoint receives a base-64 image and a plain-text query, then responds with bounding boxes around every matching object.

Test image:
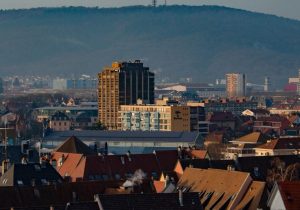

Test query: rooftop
[278,181,300,210]
[97,192,202,210]
[54,136,96,155]
[0,162,64,187]
[44,131,201,144]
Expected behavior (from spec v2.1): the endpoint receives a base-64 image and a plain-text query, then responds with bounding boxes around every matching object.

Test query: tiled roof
[53,151,178,182]
[232,132,265,144]
[54,136,96,155]
[97,192,202,210]
[278,181,300,210]
[256,139,278,150]
[178,156,300,183]
[256,137,300,150]
[186,149,208,159]
[177,168,264,210]
[0,180,153,209]
[153,181,166,193]
[234,181,266,210]
[179,159,236,172]
[0,163,64,187]
[51,111,70,121]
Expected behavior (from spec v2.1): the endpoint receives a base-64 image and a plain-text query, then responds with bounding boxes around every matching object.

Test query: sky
[0,0,299,20]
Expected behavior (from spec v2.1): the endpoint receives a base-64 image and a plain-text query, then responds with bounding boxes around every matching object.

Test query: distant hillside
[1,6,300,88]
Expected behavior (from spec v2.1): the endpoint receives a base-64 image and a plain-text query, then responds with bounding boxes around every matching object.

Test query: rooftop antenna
[152,0,157,7]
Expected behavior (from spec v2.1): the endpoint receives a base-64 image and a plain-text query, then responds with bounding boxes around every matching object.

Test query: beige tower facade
[226,73,246,98]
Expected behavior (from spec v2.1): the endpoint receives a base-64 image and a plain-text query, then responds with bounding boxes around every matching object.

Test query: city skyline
[0,0,299,20]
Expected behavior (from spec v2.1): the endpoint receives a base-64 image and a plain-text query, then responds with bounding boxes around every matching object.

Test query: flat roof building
[118,104,190,132]
[42,130,203,154]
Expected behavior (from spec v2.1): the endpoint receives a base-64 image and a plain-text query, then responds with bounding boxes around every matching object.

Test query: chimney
[72,192,77,202]
[120,156,125,165]
[94,194,105,210]
[178,189,184,207]
[165,175,170,187]
[127,151,132,162]
[21,156,28,164]
[59,154,65,166]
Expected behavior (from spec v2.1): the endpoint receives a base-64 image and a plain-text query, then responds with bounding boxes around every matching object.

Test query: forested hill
[1,6,300,87]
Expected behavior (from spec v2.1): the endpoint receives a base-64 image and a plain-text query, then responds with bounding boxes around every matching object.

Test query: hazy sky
[0,0,299,20]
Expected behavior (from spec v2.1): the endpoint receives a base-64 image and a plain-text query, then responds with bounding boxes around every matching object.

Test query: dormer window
[34,165,41,172]
[41,179,48,185]
[253,167,260,177]
[17,180,24,186]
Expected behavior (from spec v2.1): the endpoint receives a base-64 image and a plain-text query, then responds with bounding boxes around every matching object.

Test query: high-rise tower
[226,73,246,97]
[98,60,155,130]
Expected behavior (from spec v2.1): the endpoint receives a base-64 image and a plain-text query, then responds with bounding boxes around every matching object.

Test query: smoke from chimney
[122,169,146,188]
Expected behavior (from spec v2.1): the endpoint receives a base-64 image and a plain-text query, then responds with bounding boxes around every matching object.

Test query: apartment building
[98,60,154,130]
[118,104,190,131]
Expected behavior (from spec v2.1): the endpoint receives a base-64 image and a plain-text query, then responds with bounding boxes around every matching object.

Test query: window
[253,167,260,177]
[115,174,121,180]
[17,180,24,185]
[151,172,158,179]
[41,179,48,185]
[34,164,41,172]
[102,174,109,180]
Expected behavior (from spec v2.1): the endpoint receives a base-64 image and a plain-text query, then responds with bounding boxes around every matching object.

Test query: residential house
[242,109,270,119]
[49,112,71,131]
[255,137,300,156]
[177,168,266,210]
[208,112,236,130]
[0,179,155,209]
[253,115,290,136]
[96,192,203,210]
[0,162,64,187]
[51,137,179,182]
[268,181,300,210]
[225,132,267,158]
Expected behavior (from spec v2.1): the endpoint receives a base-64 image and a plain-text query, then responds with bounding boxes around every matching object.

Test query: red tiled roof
[153,181,166,193]
[53,151,179,182]
[186,149,208,159]
[278,181,300,210]
[257,137,300,150]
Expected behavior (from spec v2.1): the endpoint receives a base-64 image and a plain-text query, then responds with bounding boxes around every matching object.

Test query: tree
[266,157,300,189]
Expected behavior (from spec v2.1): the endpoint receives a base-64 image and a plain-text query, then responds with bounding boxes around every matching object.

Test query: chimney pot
[179,189,184,206]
